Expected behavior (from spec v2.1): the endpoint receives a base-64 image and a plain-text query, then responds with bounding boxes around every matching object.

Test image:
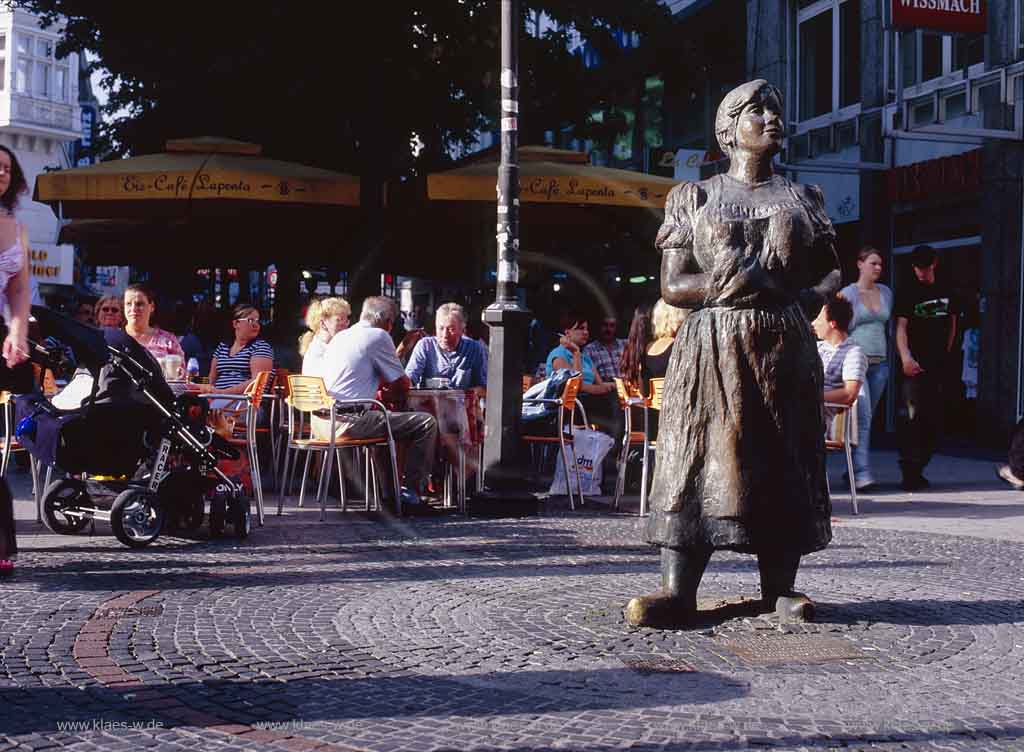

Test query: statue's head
[715,79,784,159]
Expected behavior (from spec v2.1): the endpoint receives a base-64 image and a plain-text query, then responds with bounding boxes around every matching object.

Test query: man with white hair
[317,296,438,508]
[405,302,488,390]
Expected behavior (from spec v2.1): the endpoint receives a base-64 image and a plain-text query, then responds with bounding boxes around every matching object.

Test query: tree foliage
[16,1,677,176]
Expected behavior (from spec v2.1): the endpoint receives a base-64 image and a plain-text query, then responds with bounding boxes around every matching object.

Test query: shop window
[642,76,665,151]
[900,30,917,87]
[922,33,943,81]
[898,31,985,90]
[800,11,832,119]
[953,35,984,70]
[839,0,860,107]
[15,59,28,93]
[911,99,935,126]
[54,66,67,102]
[797,0,861,122]
[944,91,968,120]
[33,61,48,97]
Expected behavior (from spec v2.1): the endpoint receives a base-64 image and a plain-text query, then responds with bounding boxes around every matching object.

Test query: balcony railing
[10,94,77,134]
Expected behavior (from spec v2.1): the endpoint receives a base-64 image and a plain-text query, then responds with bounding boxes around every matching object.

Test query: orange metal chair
[633,378,664,516]
[521,375,587,509]
[612,378,653,513]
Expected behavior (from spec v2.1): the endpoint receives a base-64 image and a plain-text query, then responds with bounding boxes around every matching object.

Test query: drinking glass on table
[160,353,184,382]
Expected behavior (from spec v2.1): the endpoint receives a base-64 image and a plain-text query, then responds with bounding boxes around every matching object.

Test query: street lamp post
[480,0,533,501]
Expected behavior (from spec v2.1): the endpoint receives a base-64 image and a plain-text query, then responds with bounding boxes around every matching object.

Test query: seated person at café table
[301,296,351,375]
[316,296,438,508]
[208,303,275,395]
[545,313,619,436]
[123,283,185,365]
[811,295,867,438]
[405,302,487,390]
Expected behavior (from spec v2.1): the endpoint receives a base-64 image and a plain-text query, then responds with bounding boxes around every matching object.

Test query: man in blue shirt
[405,303,488,390]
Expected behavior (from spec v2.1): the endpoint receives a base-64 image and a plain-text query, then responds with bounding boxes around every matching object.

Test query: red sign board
[891,0,986,33]
[886,149,982,203]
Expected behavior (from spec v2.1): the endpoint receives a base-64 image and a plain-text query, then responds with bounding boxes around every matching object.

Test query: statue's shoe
[624,593,696,629]
[770,592,815,623]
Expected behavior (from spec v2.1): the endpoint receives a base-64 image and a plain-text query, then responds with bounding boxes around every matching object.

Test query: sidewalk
[823,448,1024,542]
[2,449,1024,751]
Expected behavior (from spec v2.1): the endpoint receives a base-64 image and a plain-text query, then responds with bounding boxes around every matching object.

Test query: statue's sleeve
[657,182,709,308]
[656,182,697,254]
[801,183,841,310]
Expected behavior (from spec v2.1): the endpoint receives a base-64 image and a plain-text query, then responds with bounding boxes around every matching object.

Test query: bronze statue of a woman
[626,80,841,628]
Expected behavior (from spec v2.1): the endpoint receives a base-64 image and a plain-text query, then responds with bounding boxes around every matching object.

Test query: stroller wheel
[208,496,226,538]
[110,489,165,548]
[232,497,252,539]
[42,479,91,535]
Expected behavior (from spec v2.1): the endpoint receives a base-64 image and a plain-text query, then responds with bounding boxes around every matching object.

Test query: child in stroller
[16,306,251,547]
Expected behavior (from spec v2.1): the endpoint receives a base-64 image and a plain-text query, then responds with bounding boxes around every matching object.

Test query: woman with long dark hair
[0,145,36,577]
[619,304,653,396]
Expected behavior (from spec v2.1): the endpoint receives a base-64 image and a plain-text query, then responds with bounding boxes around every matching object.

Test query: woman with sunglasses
[94,294,125,328]
[123,283,185,364]
[208,303,274,396]
[0,145,38,578]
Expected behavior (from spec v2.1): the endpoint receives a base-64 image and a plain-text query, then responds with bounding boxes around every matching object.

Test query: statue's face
[733,91,784,157]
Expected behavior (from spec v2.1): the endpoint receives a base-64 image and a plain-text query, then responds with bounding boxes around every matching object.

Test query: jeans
[853,360,889,482]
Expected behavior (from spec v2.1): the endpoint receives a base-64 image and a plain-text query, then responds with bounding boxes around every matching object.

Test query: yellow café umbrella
[426,145,677,210]
[34,136,361,219]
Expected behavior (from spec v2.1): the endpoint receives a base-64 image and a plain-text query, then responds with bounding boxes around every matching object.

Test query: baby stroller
[16,306,251,547]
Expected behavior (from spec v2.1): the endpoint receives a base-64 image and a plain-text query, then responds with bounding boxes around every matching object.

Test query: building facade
[0,8,80,300]
[740,0,1024,437]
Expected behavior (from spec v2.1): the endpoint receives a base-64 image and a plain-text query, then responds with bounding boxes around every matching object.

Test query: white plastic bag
[548,428,615,496]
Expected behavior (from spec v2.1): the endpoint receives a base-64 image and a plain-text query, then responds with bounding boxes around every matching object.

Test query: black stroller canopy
[30,305,109,371]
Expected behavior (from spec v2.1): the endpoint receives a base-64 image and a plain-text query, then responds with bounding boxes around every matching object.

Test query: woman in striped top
[208,303,275,395]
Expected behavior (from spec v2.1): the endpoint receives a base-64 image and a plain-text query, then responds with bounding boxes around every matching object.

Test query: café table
[407,388,483,512]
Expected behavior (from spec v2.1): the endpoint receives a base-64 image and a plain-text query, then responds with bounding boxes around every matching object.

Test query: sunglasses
[100,306,121,313]
[235,317,261,326]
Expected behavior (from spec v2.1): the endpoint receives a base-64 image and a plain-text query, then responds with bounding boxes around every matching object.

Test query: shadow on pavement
[0,666,749,736]
[818,597,1024,626]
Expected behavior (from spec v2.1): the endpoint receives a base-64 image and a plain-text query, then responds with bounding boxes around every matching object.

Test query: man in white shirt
[811,295,870,489]
[316,296,437,507]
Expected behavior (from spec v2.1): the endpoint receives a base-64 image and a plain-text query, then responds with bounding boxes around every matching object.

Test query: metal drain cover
[621,657,697,674]
[718,634,869,665]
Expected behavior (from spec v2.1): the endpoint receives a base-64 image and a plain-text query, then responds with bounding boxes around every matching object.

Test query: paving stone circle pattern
[2,508,1024,751]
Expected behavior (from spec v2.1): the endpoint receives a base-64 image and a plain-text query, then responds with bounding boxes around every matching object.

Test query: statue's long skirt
[643,303,831,555]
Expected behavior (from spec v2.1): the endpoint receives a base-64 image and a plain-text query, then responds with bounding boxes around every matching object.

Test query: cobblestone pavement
[2,452,1024,751]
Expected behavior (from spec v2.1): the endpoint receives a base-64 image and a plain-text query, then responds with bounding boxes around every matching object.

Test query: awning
[35,137,361,219]
[426,146,676,210]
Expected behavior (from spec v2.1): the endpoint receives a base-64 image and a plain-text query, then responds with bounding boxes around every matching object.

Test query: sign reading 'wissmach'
[892,0,985,33]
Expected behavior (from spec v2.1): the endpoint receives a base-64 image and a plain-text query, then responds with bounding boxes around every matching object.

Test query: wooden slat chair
[825,400,859,515]
[521,375,587,510]
[199,370,273,525]
[278,375,402,520]
[612,378,652,512]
